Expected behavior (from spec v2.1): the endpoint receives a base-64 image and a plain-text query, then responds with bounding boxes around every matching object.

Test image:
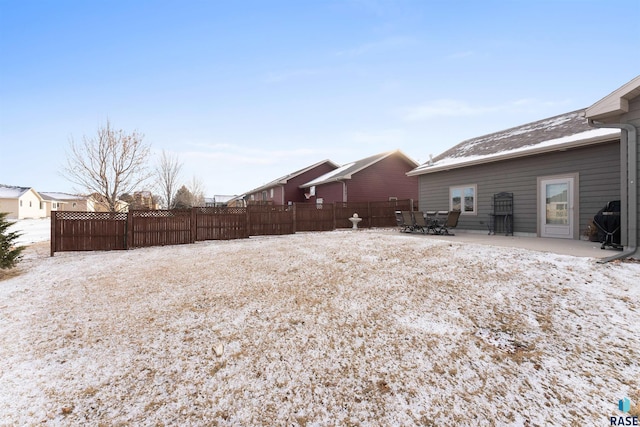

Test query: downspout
[588,119,637,262]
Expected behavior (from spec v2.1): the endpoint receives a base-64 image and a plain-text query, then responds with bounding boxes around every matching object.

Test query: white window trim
[449,184,477,215]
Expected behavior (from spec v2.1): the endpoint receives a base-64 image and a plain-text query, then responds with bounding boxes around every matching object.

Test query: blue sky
[1,0,639,197]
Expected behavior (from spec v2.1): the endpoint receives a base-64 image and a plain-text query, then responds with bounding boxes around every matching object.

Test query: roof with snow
[301,150,418,188]
[39,192,85,201]
[0,185,34,199]
[408,109,621,176]
[246,159,340,194]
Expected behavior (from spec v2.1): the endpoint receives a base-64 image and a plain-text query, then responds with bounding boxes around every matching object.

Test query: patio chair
[398,211,415,233]
[434,210,461,235]
[413,211,434,234]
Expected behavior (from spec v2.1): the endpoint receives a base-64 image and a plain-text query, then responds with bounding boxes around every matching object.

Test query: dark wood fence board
[50,200,413,254]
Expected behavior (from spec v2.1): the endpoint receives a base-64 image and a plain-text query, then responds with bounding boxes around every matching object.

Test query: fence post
[246,205,251,237]
[126,210,133,250]
[292,203,296,234]
[332,203,336,230]
[50,211,56,256]
[191,208,197,243]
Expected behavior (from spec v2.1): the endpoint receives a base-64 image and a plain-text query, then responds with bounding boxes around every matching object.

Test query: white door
[540,177,574,239]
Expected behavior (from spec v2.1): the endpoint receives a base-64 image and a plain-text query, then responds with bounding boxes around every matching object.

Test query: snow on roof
[39,192,84,201]
[411,127,620,174]
[302,162,356,187]
[409,109,621,175]
[300,150,418,188]
[0,185,31,199]
[246,159,340,194]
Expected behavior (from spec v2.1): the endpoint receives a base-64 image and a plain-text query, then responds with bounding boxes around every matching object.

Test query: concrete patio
[394,229,626,259]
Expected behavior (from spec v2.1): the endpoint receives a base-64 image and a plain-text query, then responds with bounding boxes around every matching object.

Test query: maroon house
[299,150,419,204]
[245,159,340,205]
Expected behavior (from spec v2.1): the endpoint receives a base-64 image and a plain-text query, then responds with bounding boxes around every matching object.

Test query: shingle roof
[409,109,620,176]
[0,185,32,199]
[39,192,84,201]
[436,110,592,160]
[301,150,418,188]
[247,159,340,194]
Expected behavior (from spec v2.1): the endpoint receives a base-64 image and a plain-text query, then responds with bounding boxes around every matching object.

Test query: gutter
[588,119,638,262]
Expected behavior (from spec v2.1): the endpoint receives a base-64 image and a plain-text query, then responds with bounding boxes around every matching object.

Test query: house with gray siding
[584,76,640,260]
[408,76,640,257]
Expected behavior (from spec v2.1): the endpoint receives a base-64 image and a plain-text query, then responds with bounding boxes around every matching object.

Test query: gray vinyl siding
[418,140,620,237]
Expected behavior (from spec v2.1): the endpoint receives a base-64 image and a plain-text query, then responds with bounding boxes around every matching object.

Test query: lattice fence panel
[52,211,127,253]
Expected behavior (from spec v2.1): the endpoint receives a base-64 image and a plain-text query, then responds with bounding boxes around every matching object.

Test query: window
[270,188,274,198]
[262,191,267,201]
[450,184,477,214]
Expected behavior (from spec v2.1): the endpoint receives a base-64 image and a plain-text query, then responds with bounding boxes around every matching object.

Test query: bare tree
[155,150,183,209]
[187,175,206,207]
[64,120,152,212]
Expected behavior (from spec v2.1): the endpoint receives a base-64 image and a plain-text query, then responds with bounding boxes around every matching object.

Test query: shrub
[0,212,25,270]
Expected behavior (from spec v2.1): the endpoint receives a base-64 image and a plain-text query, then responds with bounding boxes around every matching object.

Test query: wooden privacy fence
[51,199,414,255]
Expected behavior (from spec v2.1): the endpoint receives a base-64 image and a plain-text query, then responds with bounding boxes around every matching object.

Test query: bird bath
[349,213,362,229]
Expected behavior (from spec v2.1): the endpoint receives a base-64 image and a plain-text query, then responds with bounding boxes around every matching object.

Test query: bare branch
[154,150,183,209]
[63,120,152,212]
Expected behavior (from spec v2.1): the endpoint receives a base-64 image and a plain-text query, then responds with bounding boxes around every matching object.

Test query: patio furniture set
[396,210,461,235]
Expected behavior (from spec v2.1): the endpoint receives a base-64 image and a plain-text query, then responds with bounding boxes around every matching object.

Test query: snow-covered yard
[1,227,639,426]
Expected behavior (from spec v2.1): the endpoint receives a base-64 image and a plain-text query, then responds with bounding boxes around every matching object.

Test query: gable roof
[585,75,640,122]
[0,185,39,199]
[39,192,85,202]
[301,150,419,188]
[408,109,620,176]
[246,159,340,194]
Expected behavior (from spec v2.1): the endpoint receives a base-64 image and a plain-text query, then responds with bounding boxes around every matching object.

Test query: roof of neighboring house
[585,75,640,122]
[0,184,40,199]
[408,109,621,176]
[247,159,340,194]
[301,150,419,188]
[39,192,85,202]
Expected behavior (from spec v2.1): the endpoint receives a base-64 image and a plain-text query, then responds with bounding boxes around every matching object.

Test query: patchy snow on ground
[8,218,51,245]
[1,229,639,426]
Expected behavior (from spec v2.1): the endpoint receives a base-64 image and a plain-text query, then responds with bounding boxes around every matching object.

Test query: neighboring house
[40,192,95,212]
[300,150,419,204]
[40,192,129,213]
[245,160,340,205]
[125,191,159,210]
[204,195,238,207]
[39,192,70,216]
[408,76,640,244]
[0,185,47,219]
[87,193,129,212]
[226,195,247,208]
